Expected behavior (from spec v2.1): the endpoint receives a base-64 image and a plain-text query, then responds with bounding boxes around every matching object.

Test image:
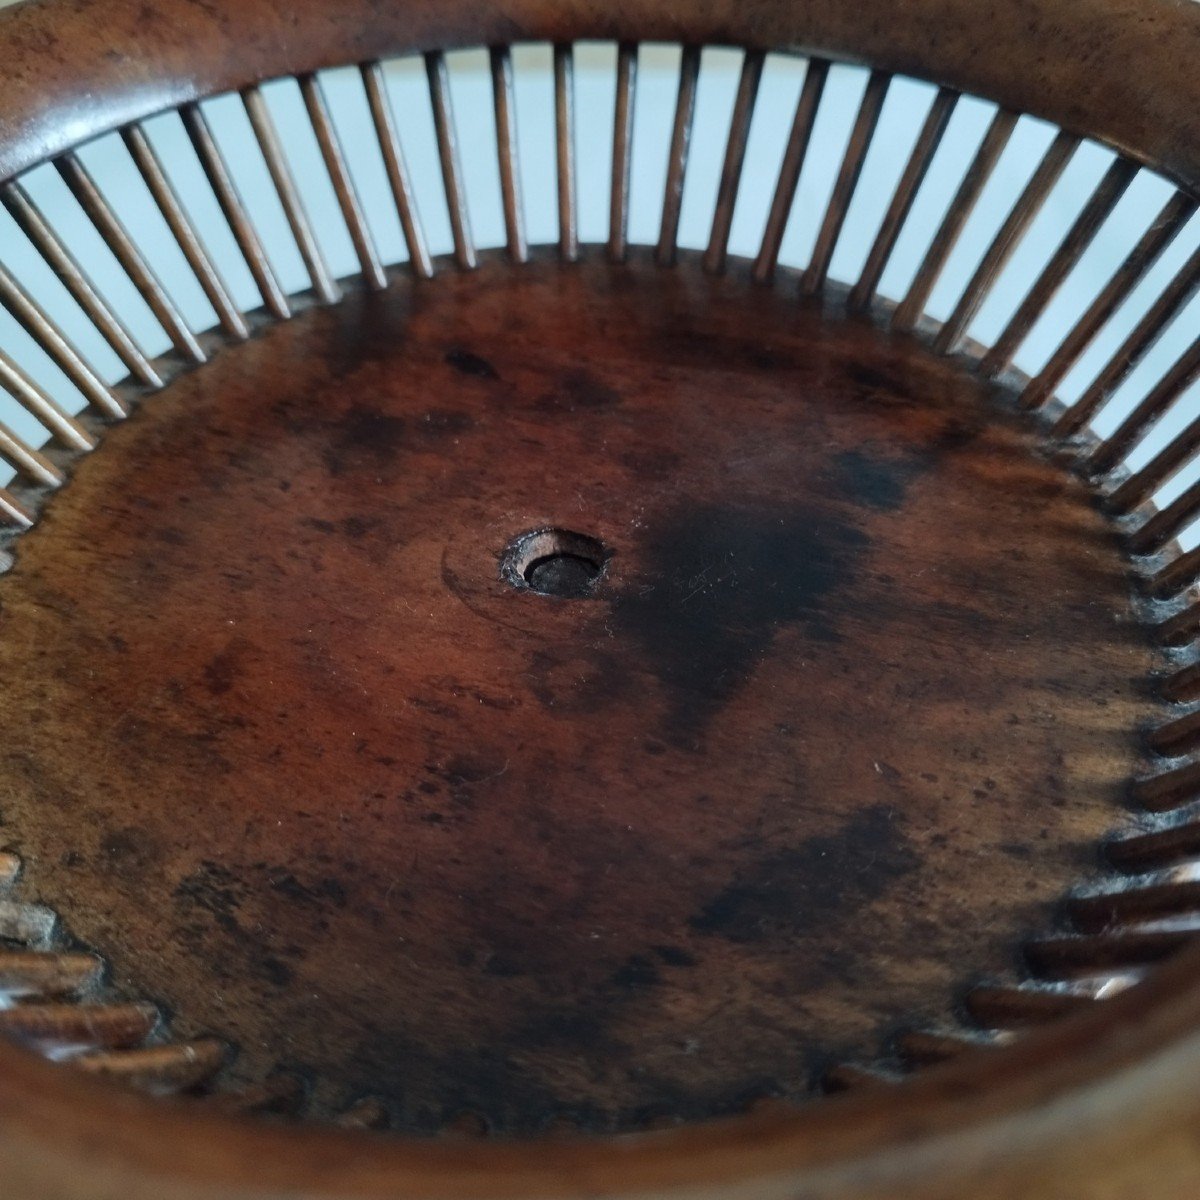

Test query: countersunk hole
[501,528,610,599]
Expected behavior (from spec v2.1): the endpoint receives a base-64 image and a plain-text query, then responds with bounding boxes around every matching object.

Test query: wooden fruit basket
[0,0,1198,1196]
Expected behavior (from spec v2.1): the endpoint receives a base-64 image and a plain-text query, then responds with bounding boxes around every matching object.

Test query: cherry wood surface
[0,255,1155,1130]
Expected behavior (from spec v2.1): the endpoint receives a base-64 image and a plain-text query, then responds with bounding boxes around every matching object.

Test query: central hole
[525,551,600,596]
[502,529,608,599]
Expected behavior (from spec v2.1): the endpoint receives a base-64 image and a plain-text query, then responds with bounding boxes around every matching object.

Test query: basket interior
[0,36,1198,1138]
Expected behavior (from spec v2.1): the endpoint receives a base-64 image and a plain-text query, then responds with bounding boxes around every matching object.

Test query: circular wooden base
[0,255,1153,1132]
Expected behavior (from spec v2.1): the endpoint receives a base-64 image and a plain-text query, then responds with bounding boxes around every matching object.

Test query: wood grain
[0,254,1154,1133]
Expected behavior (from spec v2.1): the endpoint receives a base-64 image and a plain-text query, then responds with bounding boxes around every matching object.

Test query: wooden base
[0,255,1154,1132]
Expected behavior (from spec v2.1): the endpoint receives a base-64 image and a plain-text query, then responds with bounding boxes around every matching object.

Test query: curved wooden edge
[2,936,1200,1197]
[0,0,1197,193]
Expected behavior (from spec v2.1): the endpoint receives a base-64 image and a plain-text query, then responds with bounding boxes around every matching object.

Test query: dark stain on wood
[609,500,871,746]
[689,805,920,943]
[445,348,501,380]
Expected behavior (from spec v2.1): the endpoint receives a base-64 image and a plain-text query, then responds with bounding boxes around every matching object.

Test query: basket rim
[1,935,1200,1196]
[0,0,1197,192]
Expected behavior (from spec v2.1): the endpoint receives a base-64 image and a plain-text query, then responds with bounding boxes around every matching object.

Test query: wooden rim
[0,0,1197,191]
[1,937,1200,1197]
